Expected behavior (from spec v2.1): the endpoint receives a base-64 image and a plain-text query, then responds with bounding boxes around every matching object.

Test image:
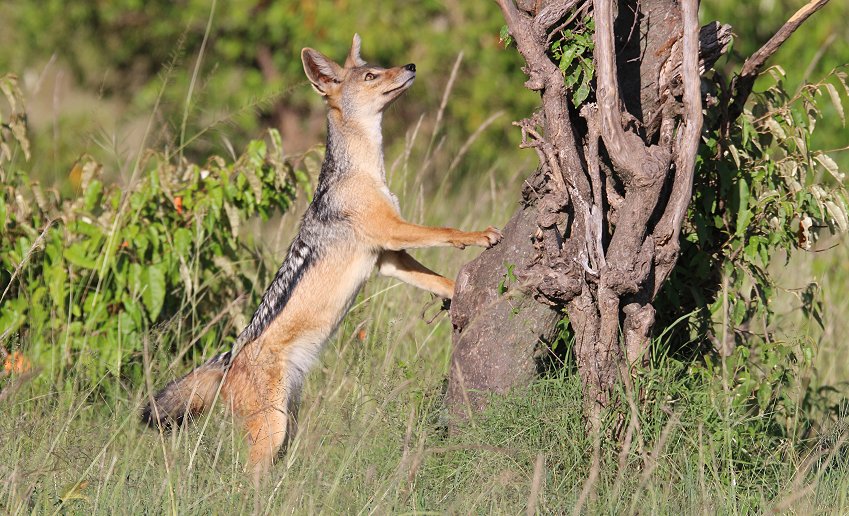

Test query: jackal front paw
[452,226,502,249]
[479,226,503,248]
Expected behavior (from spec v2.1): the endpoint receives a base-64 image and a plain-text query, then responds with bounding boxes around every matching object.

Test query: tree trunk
[445,176,561,420]
[447,0,731,425]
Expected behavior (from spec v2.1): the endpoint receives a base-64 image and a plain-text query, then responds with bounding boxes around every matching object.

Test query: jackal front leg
[363,206,502,251]
[377,250,455,299]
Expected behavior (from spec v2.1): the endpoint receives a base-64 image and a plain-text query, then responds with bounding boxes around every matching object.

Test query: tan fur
[378,250,455,299]
[147,35,502,482]
[230,37,501,479]
[224,247,375,477]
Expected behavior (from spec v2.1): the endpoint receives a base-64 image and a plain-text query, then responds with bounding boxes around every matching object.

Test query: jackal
[142,34,501,478]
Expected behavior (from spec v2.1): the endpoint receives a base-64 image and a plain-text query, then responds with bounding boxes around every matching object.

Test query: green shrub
[658,67,849,347]
[1,74,308,385]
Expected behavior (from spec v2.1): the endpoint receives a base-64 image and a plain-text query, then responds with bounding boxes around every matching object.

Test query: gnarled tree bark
[446,0,731,425]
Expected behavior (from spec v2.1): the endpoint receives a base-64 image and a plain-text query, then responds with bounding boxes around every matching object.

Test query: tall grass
[4,324,849,512]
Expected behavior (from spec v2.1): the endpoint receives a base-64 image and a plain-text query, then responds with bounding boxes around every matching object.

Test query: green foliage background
[1,0,846,187]
[0,0,538,191]
[702,1,849,161]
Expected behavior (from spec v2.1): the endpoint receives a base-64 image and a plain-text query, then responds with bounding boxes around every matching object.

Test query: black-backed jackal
[143,34,501,479]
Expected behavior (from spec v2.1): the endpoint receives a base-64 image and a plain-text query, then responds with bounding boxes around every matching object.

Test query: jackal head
[301,34,416,121]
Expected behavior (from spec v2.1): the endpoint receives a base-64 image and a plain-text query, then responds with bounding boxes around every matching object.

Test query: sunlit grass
[4,320,849,513]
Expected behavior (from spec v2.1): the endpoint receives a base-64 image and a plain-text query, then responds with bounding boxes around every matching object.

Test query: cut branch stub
[446,196,561,420]
[727,0,830,125]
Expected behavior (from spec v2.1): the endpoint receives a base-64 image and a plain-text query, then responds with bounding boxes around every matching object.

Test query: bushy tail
[142,351,232,430]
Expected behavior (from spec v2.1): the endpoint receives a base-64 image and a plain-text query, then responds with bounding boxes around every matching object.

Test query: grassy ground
[775,232,849,389]
[3,318,849,513]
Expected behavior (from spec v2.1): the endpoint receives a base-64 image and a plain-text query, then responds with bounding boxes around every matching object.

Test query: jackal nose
[404,63,416,72]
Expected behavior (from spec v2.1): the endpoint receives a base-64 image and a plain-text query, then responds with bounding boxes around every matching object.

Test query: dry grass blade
[451,360,478,429]
[424,51,464,166]
[447,111,504,173]
[0,219,54,310]
[572,430,601,516]
[628,409,681,514]
[167,294,246,370]
[0,367,41,404]
[610,395,642,501]
[768,432,849,513]
[526,453,545,516]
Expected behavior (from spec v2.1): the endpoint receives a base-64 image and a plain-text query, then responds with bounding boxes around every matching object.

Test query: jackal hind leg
[244,398,291,482]
[226,352,293,483]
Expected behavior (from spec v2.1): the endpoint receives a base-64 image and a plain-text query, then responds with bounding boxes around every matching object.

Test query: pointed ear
[301,48,342,96]
[344,33,366,68]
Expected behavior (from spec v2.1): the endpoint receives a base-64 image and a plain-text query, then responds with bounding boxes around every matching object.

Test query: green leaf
[142,264,166,320]
[83,179,103,211]
[573,73,591,106]
[732,298,747,325]
[47,265,67,314]
[757,381,771,410]
[64,242,98,269]
[825,200,848,232]
[558,46,578,73]
[498,263,517,295]
[735,179,751,237]
[744,236,762,265]
[499,25,513,47]
[815,153,843,181]
[564,65,582,88]
[764,117,786,140]
[173,227,193,256]
[728,144,740,169]
[224,202,240,239]
[802,345,814,365]
[824,82,845,126]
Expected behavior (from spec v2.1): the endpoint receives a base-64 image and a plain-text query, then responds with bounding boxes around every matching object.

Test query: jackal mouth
[383,77,415,95]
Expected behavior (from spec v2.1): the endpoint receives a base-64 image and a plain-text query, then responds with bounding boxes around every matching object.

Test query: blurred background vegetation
[2,0,844,196]
[703,1,849,159]
[2,1,849,511]
[0,0,540,196]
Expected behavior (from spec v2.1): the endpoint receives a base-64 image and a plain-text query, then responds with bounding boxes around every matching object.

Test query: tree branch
[592,0,669,298]
[651,0,702,294]
[672,0,702,236]
[581,104,606,272]
[727,0,830,123]
[592,0,657,186]
[532,0,584,41]
[658,22,732,101]
[497,0,590,202]
[496,0,555,91]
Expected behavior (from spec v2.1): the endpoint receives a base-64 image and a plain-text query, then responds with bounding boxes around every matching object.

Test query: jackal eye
[364,72,377,81]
